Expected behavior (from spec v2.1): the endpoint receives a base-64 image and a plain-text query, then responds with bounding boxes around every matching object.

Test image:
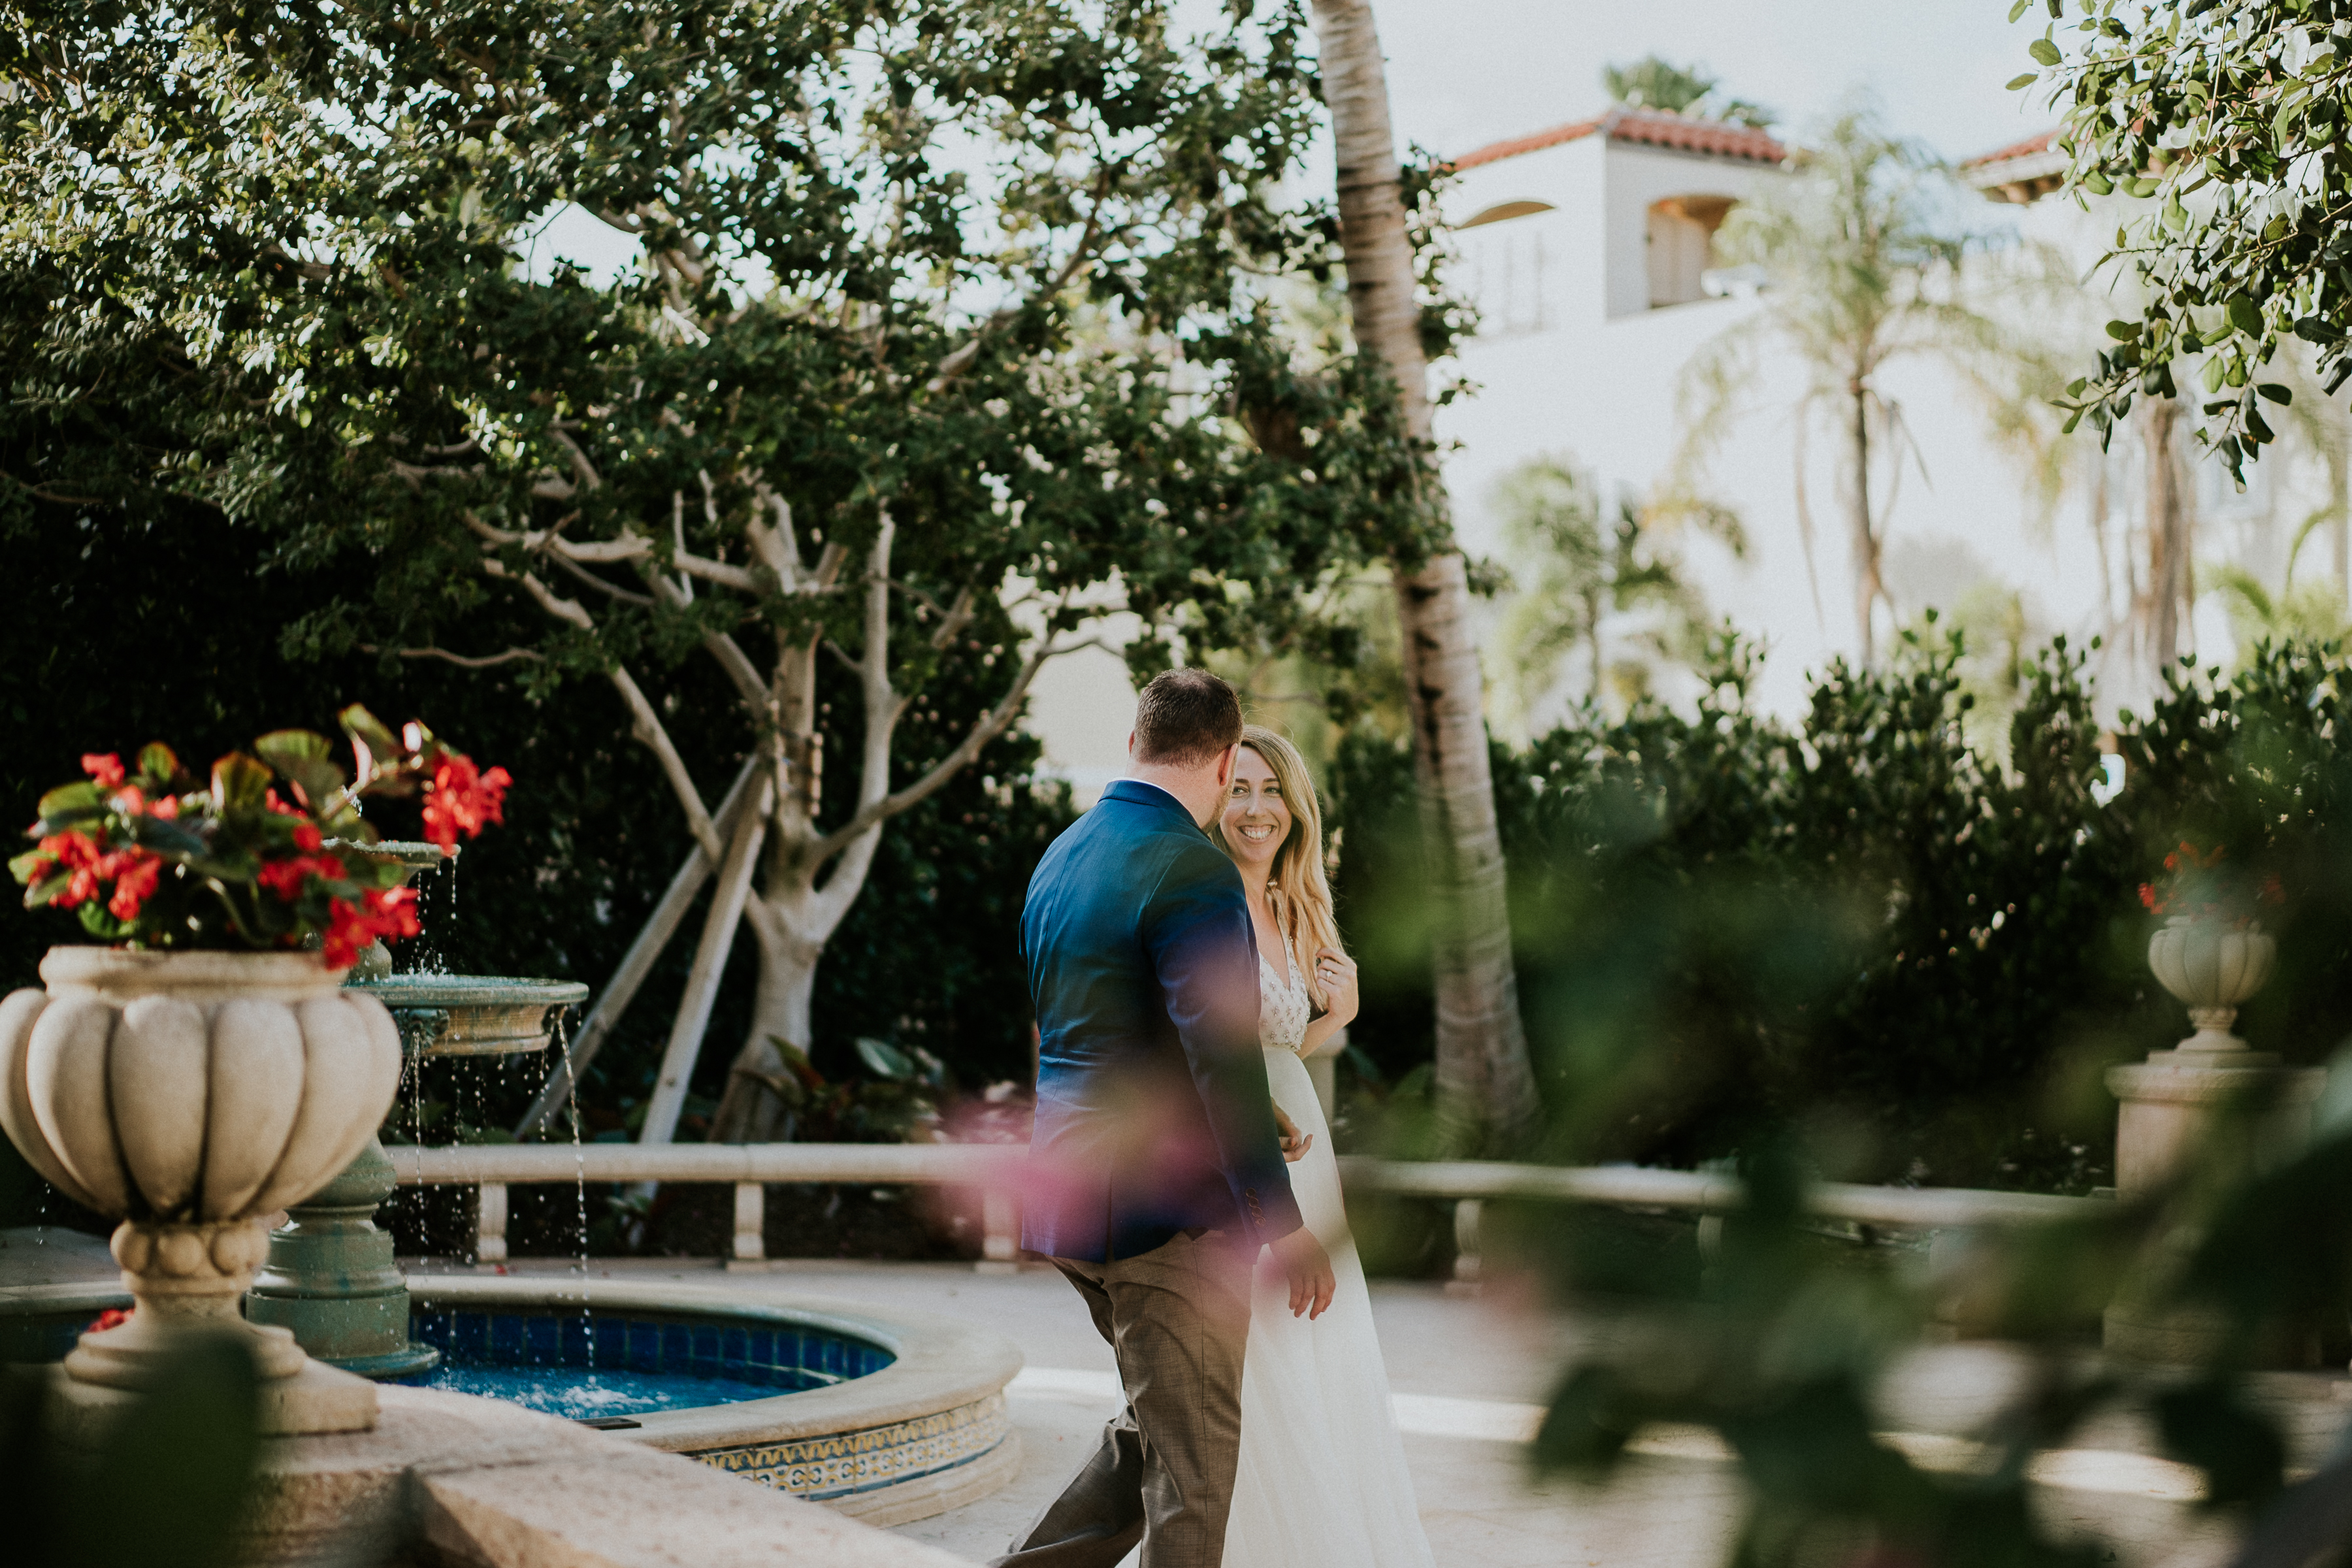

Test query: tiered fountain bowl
[243,949,586,1377]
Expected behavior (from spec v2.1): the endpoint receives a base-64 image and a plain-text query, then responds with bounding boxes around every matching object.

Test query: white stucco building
[1023,105,2351,795]
[1436,107,2346,728]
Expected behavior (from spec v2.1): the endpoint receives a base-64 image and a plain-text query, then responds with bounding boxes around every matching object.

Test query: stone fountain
[244,898,587,1378]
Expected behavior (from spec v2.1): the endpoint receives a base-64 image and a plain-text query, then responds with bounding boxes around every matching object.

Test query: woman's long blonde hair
[1215,725,1346,1012]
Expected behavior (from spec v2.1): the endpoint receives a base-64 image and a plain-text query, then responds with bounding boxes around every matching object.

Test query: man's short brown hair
[1132,669,1243,768]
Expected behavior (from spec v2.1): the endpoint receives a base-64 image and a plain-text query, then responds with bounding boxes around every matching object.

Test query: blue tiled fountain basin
[401,1306,895,1422]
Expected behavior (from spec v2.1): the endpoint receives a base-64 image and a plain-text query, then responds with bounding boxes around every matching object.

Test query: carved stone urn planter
[0,947,405,1433]
[2145,917,2276,1053]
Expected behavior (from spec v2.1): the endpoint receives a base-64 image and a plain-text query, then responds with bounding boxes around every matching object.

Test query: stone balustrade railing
[386,1143,2104,1283]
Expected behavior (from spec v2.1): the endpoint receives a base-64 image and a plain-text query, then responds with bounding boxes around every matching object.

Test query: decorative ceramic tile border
[691,1393,1011,1499]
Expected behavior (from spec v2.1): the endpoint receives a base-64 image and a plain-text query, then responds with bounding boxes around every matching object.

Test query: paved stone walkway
[8,1231,2344,1567]
[406,1256,2347,1568]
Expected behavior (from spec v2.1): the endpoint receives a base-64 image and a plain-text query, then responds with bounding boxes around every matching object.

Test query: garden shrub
[1333,629,2352,1192]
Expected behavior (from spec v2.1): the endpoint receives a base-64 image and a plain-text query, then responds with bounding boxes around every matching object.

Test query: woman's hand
[1313,947,1360,1030]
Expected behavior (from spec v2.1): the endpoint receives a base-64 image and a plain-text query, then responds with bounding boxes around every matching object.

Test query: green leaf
[2202,355,2228,392]
[255,729,345,812]
[2065,377,2088,397]
[135,743,180,785]
[209,752,274,815]
[2081,170,2113,195]
[2007,0,2030,20]
[8,847,52,885]
[35,780,104,826]
[2006,71,2039,90]
[2029,37,2062,66]
[2227,295,2263,335]
[337,705,402,776]
[855,1036,916,1081]
[21,871,67,909]
[2247,406,2276,444]
[76,900,131,940]
[2104,319,2137,341]
[2257,382,2293,405]
[255,728,332,767]
[2293,316,2340,344]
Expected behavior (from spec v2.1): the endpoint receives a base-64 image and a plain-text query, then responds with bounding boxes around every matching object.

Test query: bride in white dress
[1212,726,1437,1568]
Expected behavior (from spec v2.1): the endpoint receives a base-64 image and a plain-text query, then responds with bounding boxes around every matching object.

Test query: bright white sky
[1373,0,2055,165]
[532,3,2058,285]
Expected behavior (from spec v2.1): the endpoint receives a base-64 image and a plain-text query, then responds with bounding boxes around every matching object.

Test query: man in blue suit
[996,669,1335,1568]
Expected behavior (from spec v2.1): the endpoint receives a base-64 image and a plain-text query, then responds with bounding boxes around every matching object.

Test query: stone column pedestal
[2100,1043,2325,1362]
[247,1138,440,1379]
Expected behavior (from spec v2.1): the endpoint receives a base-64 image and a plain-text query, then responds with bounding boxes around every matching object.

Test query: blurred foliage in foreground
[1523,1064,2352,1568]
[1,1333,261,1568]
[1334,630,2352,1188]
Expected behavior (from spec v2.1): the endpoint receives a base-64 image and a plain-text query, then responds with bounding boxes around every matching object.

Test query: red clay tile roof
[1961,129,2059,169]
[1450,107,1788,171]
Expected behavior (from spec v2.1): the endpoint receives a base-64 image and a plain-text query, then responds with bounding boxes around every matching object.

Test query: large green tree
[0,1,1435,1143]
[2019,0,2352,478]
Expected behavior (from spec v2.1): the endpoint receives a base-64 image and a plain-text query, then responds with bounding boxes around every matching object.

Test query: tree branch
[608,666,723,862]
[810,619,1088,864]
[485,559,723,862]
[357,643,545,669]
[550,550,657,604]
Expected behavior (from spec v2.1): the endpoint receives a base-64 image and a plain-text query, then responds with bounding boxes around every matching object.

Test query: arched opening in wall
[1646,195,1736,308]
[1462,199,1556,230]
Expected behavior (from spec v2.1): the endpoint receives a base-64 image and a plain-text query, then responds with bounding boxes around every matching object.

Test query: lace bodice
[1258,945,1310,1055]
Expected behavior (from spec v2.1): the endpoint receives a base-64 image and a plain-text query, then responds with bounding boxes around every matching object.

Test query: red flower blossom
[90,1307,132,1333]
[2138,883,2160,913]
[106,850,163,921]
[421,753,510,853]
[293,822,323,852]
[35,830,106,908]
[151,794,179,821]
[263,788,306,817]
[321,886,419,970]
[81,754,124,789]
[257,853,344,904]
[110,785,145,816]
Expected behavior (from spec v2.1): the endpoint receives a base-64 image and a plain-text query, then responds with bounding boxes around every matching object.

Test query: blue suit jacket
[1021,779,1304,1262]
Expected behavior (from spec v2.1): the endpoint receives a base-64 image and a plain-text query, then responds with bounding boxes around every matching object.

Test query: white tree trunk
[2144,397,2189,668]
[1309,0,1537,1141]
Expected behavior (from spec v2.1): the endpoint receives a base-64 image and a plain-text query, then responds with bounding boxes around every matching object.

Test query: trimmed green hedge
[1332,632,2352,1191]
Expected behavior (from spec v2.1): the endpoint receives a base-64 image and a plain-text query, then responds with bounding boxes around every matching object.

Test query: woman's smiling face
[1222,745,1290,872]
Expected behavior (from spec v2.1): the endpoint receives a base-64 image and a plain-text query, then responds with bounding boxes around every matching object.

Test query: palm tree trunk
[2330,415,2348,610]
[1308,0,1536,1142]
[2144,397,2189,666]
[1847,384,1881,664]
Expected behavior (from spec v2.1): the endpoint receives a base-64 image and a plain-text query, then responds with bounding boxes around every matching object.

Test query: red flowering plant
[8,706,509,970]
[2136,840,2286,929]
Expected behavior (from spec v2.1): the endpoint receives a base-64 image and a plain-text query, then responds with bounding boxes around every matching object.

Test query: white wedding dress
[1222,950,1437,1568]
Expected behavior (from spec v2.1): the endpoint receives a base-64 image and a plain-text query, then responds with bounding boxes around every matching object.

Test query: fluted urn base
[55,1217,378,1436]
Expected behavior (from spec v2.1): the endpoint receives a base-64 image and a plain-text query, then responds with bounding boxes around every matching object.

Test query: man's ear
[1215,744,1237,788]
[1126,730,1137,759]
